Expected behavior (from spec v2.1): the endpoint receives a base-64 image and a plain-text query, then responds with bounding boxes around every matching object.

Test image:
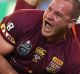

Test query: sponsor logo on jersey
[46,57,63,73]
[17,40,32,55]
[0,24,15,44]
[32,47,46,63]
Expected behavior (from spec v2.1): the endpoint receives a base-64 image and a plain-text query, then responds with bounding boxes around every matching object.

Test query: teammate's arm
[0,0,41,74]
[14,0,39,11]
[24,0,39,6]
[0,0,40,56]
[0,55,18,74]
[0,35,14,55]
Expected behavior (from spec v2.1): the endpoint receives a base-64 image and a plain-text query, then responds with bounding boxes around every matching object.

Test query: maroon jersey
[75,24,80,43]
[0,9,80,74]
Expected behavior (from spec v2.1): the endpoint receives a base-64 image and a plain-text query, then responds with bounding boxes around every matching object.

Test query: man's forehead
[52,0,73,3]
[50,0,73,15]
[50,0,73,8]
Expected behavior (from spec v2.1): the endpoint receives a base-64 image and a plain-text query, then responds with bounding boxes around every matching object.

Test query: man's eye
[54,12,63,17]
[47,6,52,11]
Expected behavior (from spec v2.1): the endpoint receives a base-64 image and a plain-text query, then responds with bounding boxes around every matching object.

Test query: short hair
[71,0,80,19]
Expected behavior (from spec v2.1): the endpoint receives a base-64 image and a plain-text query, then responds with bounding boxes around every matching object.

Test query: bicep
[0,16,17,55]
[0,35,14,55]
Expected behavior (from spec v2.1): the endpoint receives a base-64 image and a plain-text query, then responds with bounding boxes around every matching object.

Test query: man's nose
[46,12,54,20]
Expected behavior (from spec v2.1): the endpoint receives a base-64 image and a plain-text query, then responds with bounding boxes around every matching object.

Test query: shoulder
[74,24,80,42]
[12,9,44,17]
[0,9,44,45]
[69,32,80,64]
[75,24,80,30]
[2,9,44,29]
[8,9,44,24]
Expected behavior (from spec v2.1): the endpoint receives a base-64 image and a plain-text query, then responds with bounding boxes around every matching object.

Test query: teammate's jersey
[0,9,80,74]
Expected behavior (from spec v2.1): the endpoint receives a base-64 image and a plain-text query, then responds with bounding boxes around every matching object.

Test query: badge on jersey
[17,40,32,55]
[0,23,15,44]
[32,47,46,63]
[46,57,63,73]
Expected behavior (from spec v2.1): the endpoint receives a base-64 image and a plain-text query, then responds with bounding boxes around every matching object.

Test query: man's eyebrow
[55,11,64,17]
[48,5,52,9]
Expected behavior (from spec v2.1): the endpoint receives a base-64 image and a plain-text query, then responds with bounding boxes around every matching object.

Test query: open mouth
[45,20,54,27]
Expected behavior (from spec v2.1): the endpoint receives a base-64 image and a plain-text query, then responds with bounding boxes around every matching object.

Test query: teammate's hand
[24,0,39,6]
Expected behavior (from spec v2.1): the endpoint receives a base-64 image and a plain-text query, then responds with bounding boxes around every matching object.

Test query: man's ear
[67,19,76,28]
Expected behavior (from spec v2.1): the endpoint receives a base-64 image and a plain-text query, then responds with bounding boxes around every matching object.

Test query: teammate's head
[42,0,80,41]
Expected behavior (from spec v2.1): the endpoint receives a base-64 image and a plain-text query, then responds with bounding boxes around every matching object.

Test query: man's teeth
[45,24,52,29]
[45,22,53,27]
[46,23,49,26]
[45,21,51,26]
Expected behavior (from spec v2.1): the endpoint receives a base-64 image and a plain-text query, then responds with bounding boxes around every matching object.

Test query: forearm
[24,0,39,6]
[14,0,38,11]
[0,55,18,74]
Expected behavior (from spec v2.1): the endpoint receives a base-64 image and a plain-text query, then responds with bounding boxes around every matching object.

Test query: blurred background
[0,0,51,21]
[0,0,16,21]
[0,0,80,23]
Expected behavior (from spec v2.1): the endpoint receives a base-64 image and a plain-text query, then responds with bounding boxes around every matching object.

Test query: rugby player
[0,0,80,74]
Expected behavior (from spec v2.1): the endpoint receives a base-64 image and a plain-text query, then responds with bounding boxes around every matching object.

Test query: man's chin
[41,31,51,38]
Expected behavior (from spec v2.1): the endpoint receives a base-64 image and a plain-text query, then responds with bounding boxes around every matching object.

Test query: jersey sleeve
[0,13,22,46]
[14,0,36,11]
[0,9,43,46]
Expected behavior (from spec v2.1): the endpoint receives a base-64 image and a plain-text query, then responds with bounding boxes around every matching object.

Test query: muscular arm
[0,55,18,74]
[0,35,14,55]
[0,0,42,73]
[0,34,16,74]
[0,0,40,55]
[24,0,39,6]
[14,0,39,11]
[0,32,16,74]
